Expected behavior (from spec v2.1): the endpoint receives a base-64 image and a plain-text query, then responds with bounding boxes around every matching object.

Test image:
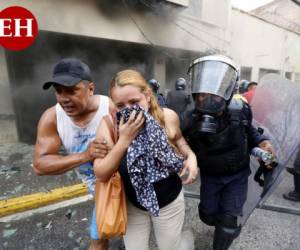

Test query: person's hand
[179,153,198,185]
[258,140,276,169]
[258,140,275,155]
[85,139,110,161]
[118,111,144,148]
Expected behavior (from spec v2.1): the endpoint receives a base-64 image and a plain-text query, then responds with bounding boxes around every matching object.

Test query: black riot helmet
[175,77,187,90]
[148,78,160,94]
[188,55,239,114]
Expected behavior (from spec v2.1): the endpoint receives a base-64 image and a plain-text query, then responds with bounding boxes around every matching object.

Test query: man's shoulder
[42,105,56,117]
[39,106,57,127]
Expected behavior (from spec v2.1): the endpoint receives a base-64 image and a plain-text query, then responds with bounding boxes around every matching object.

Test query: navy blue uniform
[199,167,250,217]
[166,90,191,117]
[181,98,268,249]
[157,93,167,107]
[182,99,267,215]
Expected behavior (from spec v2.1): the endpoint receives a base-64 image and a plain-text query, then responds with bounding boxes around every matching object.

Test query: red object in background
[0,6,38,51]
[243,89,256,104]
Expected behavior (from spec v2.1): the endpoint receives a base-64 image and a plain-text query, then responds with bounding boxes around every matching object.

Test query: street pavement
[0,143,80,201]
[1,142,300,249]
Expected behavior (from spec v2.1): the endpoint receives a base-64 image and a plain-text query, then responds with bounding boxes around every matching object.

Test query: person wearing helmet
[180,55,274,250]
[166,77,191,117]
[175,77,187,90]
[148,78,167,107]
[238,79,250,94]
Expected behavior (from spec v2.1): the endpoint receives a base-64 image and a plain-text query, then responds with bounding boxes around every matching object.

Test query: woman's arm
[163,108,198,184]
[93,111,144,182]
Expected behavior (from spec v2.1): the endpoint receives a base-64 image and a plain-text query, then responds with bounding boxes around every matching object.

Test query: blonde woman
[94,69,198,250]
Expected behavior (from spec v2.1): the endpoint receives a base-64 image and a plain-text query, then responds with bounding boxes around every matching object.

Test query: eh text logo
[0,6,38,51]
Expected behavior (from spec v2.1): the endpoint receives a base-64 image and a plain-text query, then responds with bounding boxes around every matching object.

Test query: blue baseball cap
[43,58,92,90]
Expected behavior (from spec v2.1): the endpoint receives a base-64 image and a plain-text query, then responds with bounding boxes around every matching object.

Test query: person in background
[94,69,198,250]
[243,81,258,104]
[238,79,249,94]
[33,58,113,250]
[166,78,191,118]
[148,78,167,107]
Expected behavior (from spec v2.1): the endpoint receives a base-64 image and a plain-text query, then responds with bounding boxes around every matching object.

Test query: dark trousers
[294,148,300,173]
[199,167,250,217]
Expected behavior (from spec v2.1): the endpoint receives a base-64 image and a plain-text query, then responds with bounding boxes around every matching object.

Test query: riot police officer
[166,77,191,117]
[148,78,167,107]
[181,55,274,250]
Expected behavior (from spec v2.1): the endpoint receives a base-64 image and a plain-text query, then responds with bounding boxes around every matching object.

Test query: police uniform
[166,78,191,117]
[181,55,268,250]
[166,90,190,114]
[157,93,167,107]
[148,78,167,107]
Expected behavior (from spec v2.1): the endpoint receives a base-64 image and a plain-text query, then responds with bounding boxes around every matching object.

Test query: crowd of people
[33,55,281,250]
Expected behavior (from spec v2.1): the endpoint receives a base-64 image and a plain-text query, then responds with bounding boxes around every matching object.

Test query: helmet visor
[190,61,238,100]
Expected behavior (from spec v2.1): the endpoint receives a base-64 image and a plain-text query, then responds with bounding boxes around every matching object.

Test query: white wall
[229,9,300,82]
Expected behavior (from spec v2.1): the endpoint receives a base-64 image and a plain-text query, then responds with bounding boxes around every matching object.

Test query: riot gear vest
[182,98,250,176]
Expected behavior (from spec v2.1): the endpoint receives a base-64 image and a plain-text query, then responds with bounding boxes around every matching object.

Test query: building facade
[0,0,299,143]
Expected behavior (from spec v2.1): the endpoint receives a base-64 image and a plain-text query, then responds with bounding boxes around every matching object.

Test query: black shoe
[283,191,300,202]
[286,167,296,175]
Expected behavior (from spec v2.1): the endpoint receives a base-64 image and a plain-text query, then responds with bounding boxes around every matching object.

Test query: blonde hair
[109,69,165,128]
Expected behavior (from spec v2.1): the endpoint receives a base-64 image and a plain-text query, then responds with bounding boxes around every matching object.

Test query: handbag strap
[103,115,117,143]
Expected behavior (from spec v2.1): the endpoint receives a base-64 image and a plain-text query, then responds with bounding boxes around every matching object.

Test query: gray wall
[0,48,18,142]
[6,31,154,144]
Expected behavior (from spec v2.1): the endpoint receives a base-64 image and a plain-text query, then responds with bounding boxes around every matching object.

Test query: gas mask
[195,93,226,114]
[193,93,226,133]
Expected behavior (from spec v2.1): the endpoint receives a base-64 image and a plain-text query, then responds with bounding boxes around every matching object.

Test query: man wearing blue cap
[33,58,114,250]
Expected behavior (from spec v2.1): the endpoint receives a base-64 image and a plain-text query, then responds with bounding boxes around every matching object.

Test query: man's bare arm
[33,107,101,175]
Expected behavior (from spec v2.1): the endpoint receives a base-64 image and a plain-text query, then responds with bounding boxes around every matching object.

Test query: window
[285,72,292,80]
[259,68,280,80]
[240,67,252,81]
